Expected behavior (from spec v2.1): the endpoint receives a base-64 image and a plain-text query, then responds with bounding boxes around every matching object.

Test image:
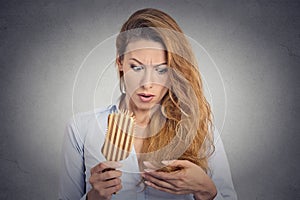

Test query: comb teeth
[101,110,135,161]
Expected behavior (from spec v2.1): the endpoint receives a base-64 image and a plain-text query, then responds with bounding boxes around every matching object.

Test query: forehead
[124,40,166,63]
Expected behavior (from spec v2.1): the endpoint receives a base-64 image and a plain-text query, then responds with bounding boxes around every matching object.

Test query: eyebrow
[129,58,167,67]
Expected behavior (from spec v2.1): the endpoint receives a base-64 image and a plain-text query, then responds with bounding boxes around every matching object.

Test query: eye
[155,65,168,74]
[130,64,144,72]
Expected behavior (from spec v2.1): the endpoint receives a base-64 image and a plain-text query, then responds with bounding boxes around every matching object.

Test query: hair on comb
[101,110,135,161]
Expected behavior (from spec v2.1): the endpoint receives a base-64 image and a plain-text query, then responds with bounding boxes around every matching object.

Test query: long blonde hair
[116,8,214,173]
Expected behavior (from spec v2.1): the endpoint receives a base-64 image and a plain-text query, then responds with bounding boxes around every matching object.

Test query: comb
[101,110,135,161]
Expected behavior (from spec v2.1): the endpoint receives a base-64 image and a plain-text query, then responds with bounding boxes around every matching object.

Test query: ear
[116,56,123,71]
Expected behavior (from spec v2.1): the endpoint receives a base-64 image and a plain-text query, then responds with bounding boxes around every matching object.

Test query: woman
[59,8,237,200]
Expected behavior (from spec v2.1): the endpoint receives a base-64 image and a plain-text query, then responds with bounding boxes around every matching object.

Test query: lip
[137,93,155,102]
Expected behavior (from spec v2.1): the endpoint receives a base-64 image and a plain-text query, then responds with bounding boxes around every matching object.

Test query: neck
[119,95,158,128]
[133,109,151,126]
[122,96,154,126]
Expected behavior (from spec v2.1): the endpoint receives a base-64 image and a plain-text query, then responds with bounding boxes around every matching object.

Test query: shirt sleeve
[209,129,238,200]
[58,118,87,200]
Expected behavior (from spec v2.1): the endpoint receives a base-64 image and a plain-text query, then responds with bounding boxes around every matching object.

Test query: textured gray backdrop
[0,0,299,199]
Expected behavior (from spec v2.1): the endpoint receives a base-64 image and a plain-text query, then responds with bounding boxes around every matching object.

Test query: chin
[136,103,156,111]
[132,100,157,111]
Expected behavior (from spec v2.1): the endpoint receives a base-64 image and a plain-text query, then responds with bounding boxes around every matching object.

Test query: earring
[120,76,126,94]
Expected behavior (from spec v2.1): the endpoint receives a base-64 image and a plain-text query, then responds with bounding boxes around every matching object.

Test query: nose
[140,68,153,89]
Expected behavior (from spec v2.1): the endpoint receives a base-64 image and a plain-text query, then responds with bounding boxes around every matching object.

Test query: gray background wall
[0,0,299,199]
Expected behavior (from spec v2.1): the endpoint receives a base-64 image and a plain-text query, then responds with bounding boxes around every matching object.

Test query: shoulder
[65,105,118,142]
[67,105,117,125]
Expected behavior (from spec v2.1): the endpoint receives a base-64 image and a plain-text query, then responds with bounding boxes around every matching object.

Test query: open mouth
[138,93,154,102]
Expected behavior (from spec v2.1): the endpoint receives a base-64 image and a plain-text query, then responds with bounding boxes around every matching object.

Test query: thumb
[161,160,192,168]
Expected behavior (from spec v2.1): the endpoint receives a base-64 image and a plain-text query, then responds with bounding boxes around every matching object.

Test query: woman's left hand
[142,160,217,200]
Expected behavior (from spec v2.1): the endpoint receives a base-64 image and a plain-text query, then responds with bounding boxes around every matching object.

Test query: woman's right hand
[87,161,123,200]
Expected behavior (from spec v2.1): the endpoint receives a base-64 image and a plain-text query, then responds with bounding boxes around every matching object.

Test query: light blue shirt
[59,105,237,200]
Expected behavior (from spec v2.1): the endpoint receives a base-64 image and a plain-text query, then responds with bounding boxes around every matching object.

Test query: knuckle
[118,184,123,190]
[116,184,122,191]
[91,162,105,174]
[99,163,105,169]
[98,190,106,197]
[102,171,111,177]
[177,174,185,181]
[111,179,118,185]
[177,180,184,187]
[173,180,180,187]
[174,182,183,192]
[94,184,101,192]
[117,178,122,184]
[99,173,106,181]
[91,164,97,171]
[89,176,93,185]
[106,171,113,177]
[117,171,122,177]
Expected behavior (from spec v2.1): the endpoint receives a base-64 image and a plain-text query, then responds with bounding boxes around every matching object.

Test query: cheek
[159,86,168,98]
[123,71,141,93]
[158,77,170,94]
[157,74,170,89]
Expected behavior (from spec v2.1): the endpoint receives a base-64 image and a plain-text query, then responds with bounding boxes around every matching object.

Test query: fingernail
[144,168,154,173]
[144,180,150,185]
[161,160,175,165]
[143,161,151,166]
[143,161,156,168]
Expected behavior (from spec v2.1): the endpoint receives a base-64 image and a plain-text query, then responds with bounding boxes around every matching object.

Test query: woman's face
[118,39,169,112]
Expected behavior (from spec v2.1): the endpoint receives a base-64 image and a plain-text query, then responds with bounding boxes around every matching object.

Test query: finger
[94,182,122,196]
[93,184,122,198]
[104,183,123,194]
[91,162,122,174]
[102,170,122,181]
[103,177,122,189]
[91,170,122,183]
[144,180,189,195]
[143,161,160,171]
[143,173,175,189]
[144,170,181,181]
[161,160,192,168]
